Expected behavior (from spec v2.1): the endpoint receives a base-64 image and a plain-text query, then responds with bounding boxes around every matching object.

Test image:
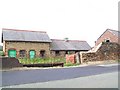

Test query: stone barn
[50,39,91,58]
[2,28,52,58]
[2,28,91,59]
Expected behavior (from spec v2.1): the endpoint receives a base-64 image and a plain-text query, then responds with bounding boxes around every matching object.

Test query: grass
[19,57,66,64]
[64,63,80,67]
[0,51,5,56]
[118,60,120,63]
[18,57,80,67]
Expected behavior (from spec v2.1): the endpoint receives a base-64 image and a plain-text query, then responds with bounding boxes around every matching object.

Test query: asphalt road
[1,64,119,86]
[3,72,118,88]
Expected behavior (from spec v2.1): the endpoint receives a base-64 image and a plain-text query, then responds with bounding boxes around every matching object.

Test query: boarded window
[19,50,26,58]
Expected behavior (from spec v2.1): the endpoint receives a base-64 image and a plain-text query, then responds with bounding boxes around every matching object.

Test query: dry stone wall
[80,42,120,63]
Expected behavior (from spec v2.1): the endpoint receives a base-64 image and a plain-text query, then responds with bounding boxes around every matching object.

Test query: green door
[8,50,16,57]
[29,50,35,59]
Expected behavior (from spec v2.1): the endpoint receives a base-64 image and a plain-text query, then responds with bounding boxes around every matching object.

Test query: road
[1,64,119,87]
[3,71,118,88]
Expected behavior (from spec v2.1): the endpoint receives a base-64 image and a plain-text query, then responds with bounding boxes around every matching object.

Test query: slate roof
[2,28,52,42]
[97,29,119,41]
[108,29,120,37]
[50,39,91,51]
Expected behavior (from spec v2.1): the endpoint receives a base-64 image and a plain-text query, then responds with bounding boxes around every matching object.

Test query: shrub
[18,57,66,64]
[18,57,80,67]
[0,51,5,56]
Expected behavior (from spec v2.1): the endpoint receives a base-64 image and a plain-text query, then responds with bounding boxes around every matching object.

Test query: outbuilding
[2,28,91,58]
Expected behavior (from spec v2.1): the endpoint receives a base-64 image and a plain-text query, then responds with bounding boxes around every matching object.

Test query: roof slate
[108,29,120,37]
[97,29,119,41]
[50,39,91,51]
[2,28,52,42]
[2,28,91,51]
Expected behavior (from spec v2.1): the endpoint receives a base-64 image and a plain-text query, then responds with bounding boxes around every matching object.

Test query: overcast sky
[0,0,118,47]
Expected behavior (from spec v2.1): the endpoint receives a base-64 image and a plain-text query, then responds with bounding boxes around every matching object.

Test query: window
[65,51,70,54]
[104,38,110,42]
[40,50,45,58]
[55,51,60,56]
[19,50,26,58]
[105,39,110,42]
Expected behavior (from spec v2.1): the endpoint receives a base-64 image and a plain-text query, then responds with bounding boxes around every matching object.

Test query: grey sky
[0,0,118,46]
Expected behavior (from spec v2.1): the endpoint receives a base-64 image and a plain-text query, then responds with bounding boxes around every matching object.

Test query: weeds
[19,57,66,64]
[18,57,80,67]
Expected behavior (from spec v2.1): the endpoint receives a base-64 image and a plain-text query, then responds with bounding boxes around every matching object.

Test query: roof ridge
[2,28,47,33]
[107,28,118,32]
[51,39,86,42]
[96,28,118,41]
[68,40,86,42]
[51,39,64,41]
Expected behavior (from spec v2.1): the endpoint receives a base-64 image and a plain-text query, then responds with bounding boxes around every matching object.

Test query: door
[29,50,35,59]
[8,49,16,57]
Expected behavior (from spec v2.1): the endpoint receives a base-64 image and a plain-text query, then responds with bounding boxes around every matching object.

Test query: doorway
[8,49,16,57]
[29,50,35,59]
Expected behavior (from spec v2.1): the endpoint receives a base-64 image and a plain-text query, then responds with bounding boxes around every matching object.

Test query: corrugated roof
[50,39,91,51]
[2,28,52,42]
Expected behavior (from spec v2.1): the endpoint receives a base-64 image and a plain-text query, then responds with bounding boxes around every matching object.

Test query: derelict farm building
[95,29,120,46]
[2,28,91,58]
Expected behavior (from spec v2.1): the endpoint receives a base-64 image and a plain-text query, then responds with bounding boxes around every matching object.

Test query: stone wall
[50,51,66,58]
[50,51,76,58]
[4,41,51,58]
[80,42,120,63]
[0,57,23,69]
[4,41,82,59]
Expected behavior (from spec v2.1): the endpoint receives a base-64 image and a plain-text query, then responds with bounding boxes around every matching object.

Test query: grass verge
[18,58,80,67]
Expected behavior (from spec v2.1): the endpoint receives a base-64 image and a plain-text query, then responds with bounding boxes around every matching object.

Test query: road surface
[3,71,118,88]
[1,64,119,87]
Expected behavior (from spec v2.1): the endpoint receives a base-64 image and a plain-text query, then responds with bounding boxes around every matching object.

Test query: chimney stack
[64,37,69,42]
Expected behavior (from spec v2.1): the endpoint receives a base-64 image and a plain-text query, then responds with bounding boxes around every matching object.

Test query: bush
[118,60,120,63]
[0,51,5,56]
[19,57,66,64]
[19,57,80,67]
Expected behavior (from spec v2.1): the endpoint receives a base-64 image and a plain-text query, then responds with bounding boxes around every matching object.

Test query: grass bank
[18,58,80,67]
